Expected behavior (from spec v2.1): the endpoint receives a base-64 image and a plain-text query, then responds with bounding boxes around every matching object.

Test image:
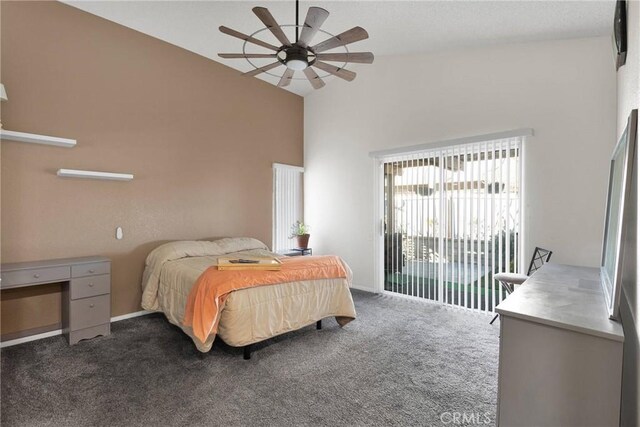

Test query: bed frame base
[243,344,252,360]
[242,319,323,360]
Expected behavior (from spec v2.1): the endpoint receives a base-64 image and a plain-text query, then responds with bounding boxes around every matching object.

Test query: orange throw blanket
[183,255,348,344]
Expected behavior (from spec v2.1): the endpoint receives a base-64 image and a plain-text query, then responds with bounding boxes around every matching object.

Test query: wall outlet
[116,227,123,240]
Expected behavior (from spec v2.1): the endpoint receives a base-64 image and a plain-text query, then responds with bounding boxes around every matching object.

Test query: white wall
[305,36,616,291]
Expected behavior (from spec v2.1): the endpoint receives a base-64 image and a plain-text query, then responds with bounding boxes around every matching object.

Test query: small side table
[281,248,312,256]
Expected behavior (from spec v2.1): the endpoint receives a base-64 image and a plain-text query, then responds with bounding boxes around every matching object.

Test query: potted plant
[290,221,311,249]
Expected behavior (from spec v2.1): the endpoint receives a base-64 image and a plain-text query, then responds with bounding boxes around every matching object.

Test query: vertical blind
[381,137,523,313]
[272,163,304,252]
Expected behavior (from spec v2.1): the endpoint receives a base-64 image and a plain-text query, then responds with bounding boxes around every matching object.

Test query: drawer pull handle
[88,283,94,287]
[89,304,95,308]
[88,269,95,274]
[33,274,40,279]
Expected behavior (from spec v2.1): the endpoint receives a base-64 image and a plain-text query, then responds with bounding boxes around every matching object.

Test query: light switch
[116,227,123,240]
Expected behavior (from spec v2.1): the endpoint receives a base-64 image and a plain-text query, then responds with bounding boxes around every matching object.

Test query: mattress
[142,239,356,352]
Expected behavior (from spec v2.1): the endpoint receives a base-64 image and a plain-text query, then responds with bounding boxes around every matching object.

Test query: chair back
[527,247,553,275]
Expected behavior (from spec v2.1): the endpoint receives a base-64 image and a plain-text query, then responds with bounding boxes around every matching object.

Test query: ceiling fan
[218,0,374,89]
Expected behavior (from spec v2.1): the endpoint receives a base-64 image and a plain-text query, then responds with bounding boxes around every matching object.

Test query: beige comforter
[141,238,357,352]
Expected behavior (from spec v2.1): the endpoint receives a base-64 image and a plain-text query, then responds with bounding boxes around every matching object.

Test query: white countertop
[496,263,624,342]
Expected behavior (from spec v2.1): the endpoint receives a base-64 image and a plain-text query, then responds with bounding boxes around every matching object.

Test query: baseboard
[0,328,63,348]
[0,310,153,348]
[110,310,153,322]
[1,322,62,342]
[350,284,377,293]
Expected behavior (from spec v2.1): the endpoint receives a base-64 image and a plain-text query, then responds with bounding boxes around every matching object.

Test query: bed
[141,237,357,357]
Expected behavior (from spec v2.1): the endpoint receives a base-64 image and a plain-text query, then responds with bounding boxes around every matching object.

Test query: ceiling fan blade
[313,61,356,82]
[311,27,369,53]
[219,26,279,51]
[243,62,282,77]
[278,69,295,87]
[219,53,277,59]
[253,7,291,46]
[303,67,326,89]
[315,52,374,64]
[298,7,330,48]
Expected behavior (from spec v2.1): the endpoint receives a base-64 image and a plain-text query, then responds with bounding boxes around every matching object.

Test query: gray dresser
[1,256,111,345]
[496,263,624,426]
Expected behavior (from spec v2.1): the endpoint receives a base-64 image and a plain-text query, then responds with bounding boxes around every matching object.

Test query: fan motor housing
[279,46,316,70]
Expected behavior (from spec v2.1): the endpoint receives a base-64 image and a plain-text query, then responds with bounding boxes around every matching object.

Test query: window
[272,163,304,252]
[376,134,526,313]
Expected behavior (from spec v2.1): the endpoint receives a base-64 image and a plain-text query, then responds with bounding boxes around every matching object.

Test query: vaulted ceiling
[65,1,615,96]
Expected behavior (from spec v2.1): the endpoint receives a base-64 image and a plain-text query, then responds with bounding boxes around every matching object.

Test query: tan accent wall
[0,1,303,336]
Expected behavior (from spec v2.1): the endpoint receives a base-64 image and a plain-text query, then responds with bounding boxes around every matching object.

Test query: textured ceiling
[64,1,615,96]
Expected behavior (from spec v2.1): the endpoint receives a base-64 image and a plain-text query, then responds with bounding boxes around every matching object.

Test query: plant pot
[296,234,310,249]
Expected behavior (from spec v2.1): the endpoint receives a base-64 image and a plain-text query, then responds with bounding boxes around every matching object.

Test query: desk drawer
[69,294,110,331]
[71,262,110,278]
[70,275,110,300]
[1,266,70,289]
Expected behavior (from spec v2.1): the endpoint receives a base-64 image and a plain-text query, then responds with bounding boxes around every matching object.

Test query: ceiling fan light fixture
[219,1,373,90]
[285,59,308,71]
[284,49,309,70]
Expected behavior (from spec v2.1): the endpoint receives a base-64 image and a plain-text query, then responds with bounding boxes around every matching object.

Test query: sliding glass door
[381,137,523,313]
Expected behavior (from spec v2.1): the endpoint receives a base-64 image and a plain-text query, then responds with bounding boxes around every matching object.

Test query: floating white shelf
[57,169,134,181]
[0,129,76,148]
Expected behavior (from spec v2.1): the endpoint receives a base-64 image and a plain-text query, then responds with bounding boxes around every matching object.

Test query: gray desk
[1,256,111,345]
[496,263,624,426]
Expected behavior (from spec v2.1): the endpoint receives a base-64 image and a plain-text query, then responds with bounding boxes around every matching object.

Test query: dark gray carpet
[1,290,499,426]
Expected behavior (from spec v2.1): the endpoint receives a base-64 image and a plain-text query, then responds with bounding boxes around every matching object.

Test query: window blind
[272,163,304,252]
[381,137,524,313]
